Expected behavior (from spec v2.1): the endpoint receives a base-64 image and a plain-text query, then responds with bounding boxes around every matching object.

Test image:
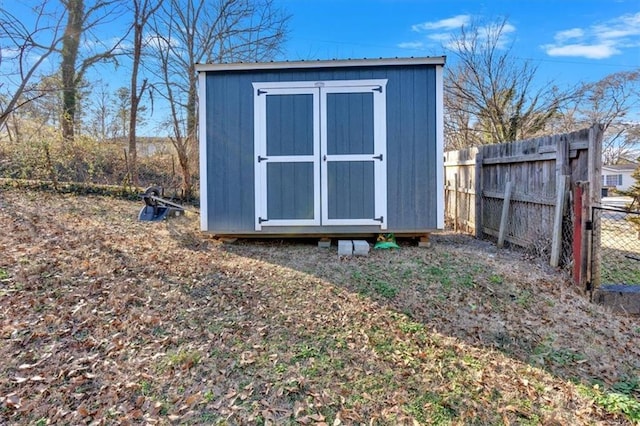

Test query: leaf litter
[0,188,638,424]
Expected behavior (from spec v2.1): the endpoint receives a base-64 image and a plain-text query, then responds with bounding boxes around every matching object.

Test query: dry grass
[0,188,639,425]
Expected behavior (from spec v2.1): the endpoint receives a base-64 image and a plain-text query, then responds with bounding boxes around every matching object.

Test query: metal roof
[195,56,446,72]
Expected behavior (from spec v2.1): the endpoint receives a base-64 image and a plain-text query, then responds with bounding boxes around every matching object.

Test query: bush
[0,135,190,196]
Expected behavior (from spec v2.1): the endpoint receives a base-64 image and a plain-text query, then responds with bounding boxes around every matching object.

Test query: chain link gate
[590,206,640,288]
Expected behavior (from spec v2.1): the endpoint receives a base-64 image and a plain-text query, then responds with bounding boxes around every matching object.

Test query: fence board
[444,125,601,276]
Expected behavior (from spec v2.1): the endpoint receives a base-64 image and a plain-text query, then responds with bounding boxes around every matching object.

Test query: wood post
[587,124,603,292]
[454,172,459,232]
[573,181,591,290]
[474,148,483,239]
[583,182,595,291]
[550,134,570,267]
[556,134,570,176]
[572,183,584,287]
[550,175,569,267]
[497,174,512,249]
[588,124,603,208]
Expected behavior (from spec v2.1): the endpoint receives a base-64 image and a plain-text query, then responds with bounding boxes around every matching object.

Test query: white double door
[253,79,387,231]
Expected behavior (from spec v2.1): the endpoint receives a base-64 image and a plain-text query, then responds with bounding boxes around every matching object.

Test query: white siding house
[601,164,637,191]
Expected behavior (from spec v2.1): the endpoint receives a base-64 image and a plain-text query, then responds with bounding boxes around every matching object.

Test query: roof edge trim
[195,56,446,72]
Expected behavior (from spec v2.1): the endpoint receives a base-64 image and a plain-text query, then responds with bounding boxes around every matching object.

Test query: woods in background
[0,0,289,198]
[0,6,638,197]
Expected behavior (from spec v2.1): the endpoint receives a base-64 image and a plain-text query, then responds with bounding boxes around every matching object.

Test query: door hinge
[372,86,383,93]
[258,155,268,162]
[585,220,593,231]
[258,217,268,224]
[257,89,267,95]
[373,154,383,161]
[374,216,384,223]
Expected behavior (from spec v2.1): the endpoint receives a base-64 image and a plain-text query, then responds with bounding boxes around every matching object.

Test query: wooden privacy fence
[444,125,603,288]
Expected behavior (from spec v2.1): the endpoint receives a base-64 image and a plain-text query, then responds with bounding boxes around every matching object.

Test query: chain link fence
[480,195,574,266]
[592,207,640,286]
[561,205,575,271]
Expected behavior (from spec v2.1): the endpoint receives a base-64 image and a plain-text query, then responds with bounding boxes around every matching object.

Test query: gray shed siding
[203,64,440,234]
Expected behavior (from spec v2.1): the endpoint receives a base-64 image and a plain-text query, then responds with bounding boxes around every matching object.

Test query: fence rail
[444,125,603,289]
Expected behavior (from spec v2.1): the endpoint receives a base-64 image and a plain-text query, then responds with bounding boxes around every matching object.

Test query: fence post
[474,148,483,239]
[588,124,603,208]
[556,134,570,176]
[550,175,569,267]
[454,172,459,232]
[551,134,570,267]
[573,182,592,290]
[498,173,512,249]
[573,183,583,287]
[583,182,596,292]
[587,124,603,292]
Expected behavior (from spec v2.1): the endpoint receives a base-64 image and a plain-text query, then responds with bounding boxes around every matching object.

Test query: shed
[196,56,445,237]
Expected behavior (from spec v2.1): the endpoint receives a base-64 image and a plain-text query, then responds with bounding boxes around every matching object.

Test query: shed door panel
[327,161,375,219]
[254,88,320,229]
[326,93,374,155]
[267,162,314,220]
[321,86,387,228]
[266,94,314,156]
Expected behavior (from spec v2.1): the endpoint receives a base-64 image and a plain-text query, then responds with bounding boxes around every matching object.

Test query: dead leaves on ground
[0,189,637,424]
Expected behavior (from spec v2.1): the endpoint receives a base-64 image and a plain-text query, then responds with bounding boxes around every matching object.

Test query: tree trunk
[61,0,83,142]
[176,142,192,200]
[128,0,164,187]
[128,21,143,187]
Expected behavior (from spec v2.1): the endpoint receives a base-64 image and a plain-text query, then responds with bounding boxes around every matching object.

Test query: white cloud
[400,15,516,53]
[594,12,640,40]
[144,33,181,50]
[397,41,424,50]
[411,15,471,32]
[543,12,640,59]
[544,43,621,59]
[554,28,584,42]
[426,33,452,43]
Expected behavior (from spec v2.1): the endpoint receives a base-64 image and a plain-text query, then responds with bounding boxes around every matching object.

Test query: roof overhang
[602,165,637,172]
[195,56,446,73]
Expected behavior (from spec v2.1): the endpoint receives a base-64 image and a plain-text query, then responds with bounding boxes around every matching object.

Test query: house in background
[601,163,637,193]
[196,57,445,238]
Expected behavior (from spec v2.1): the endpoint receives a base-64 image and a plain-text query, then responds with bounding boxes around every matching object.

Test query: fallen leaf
[4,393,21,408]
[18,362,39,370]
[77,405,89,417]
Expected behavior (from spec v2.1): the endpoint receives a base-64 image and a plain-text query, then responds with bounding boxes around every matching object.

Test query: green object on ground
[375,233,400,249]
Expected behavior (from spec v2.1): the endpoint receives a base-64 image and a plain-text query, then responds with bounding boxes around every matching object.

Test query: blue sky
[3,0,638,136]
[279,0,640,88]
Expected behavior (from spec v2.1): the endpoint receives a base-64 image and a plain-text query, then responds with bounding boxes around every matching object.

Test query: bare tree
[114,86,130,140]
[0,1,66,131]
[444,18,569,149]
[561,70,640,164]
[127,0,163,186]
[149,0,289,199]
[87,81,112,141]
[59,0,128,142]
